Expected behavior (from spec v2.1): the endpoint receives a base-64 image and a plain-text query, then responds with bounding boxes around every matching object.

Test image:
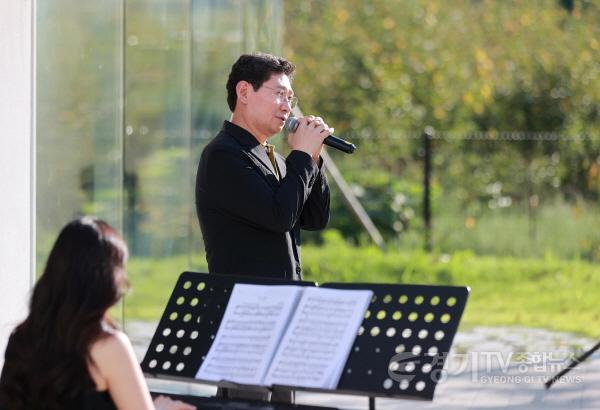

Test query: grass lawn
[123,254,207,320]
[124,235,600,338]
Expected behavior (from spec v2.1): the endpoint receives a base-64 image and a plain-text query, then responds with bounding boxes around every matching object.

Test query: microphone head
[284,116,300,133]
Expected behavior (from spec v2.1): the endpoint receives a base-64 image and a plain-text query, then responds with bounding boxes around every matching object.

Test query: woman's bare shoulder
[89,329,134,364]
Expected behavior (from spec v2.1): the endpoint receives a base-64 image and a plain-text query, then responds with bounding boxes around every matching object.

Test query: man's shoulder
[198,131,251,174]
[204,128,242,154]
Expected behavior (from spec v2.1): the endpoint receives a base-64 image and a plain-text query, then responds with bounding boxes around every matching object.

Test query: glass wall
[36,1,124,271]
[36,0,284,328]
[124,0,193,259]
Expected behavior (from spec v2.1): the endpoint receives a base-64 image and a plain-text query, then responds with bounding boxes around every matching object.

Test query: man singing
[195,52,332,283]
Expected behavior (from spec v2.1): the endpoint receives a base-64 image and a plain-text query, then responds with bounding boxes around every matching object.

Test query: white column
[0,0,35,368]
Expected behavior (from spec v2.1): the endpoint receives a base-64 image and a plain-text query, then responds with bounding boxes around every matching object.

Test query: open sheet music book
[195,284,372,390]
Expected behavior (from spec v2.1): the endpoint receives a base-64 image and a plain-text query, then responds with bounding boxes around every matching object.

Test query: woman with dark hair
[0,217,194,410]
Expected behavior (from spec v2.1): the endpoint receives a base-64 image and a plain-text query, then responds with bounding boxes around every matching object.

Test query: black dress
[0,332,118,410]
[83,388,117,410]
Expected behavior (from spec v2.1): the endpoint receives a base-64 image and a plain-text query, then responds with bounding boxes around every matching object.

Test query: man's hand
[287,115,334,162]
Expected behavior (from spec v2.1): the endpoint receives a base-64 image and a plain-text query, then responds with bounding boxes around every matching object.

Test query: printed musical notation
[196,284,372,389]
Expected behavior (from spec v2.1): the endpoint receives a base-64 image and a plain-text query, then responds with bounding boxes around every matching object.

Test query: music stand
[141,272,469,409]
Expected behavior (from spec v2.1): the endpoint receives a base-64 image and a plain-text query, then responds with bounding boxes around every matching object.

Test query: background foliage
[284,0,600,260]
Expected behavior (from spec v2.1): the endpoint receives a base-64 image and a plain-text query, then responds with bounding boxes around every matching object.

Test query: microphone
[284,116,356,154]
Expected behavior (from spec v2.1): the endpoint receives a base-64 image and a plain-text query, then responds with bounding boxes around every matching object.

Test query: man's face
[245,73,294,138]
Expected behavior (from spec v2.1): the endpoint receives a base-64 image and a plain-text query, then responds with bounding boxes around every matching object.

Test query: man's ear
[236,81,250,105]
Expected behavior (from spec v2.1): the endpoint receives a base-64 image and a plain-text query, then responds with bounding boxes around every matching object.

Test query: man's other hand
[287,115,334,162]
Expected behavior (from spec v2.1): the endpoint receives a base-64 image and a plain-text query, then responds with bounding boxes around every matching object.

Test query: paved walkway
[127,322,600,409]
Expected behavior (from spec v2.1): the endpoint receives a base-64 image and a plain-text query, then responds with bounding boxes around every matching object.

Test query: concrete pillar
[0,0,36,368]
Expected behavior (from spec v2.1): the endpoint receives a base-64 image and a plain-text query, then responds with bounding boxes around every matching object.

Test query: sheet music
[195,284,303,385]
[264,287,373,389]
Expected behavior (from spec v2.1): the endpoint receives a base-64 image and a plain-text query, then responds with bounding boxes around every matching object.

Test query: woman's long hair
[0,217,129,410]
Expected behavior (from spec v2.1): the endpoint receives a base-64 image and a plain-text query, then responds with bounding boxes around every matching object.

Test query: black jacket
[195,121,330,280]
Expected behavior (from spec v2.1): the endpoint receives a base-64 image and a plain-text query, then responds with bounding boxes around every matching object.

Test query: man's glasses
[261,85,298,108]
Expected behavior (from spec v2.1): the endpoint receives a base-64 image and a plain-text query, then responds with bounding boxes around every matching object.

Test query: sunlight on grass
[122,235,600,338]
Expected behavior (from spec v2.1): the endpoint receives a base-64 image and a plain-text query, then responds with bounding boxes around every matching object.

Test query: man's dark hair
[226,52,295,112]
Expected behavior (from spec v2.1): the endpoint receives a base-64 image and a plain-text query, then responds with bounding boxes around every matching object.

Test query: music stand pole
[545,340,600,389]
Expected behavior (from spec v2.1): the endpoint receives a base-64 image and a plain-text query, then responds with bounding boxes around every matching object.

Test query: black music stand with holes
[141,272,469,410]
